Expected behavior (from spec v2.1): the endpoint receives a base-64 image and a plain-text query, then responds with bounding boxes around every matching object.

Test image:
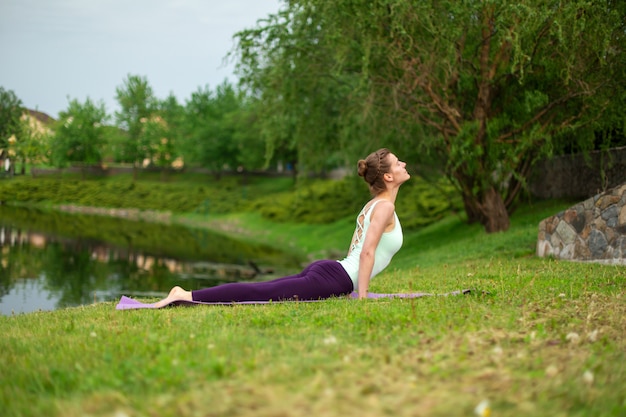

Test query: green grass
[1,199,625,417]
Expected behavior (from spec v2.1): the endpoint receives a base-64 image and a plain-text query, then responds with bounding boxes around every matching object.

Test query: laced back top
[337,200,403,290]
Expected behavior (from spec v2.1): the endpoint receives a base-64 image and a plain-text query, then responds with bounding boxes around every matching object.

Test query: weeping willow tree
[232,4,371,175]
[234,0,626,232]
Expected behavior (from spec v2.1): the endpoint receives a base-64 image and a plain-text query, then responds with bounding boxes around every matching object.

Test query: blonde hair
[358,148,391,196]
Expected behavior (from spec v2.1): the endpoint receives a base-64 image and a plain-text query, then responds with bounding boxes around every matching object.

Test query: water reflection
[0,207,302,315]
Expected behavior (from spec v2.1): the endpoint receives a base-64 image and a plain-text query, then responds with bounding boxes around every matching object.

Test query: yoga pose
[154,148,410,307]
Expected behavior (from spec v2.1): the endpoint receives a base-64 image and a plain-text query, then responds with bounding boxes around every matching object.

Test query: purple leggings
[191,260,354,302]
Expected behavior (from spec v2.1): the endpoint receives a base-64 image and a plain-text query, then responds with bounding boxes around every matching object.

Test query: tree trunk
[461,186,510,233]
[477,187,510,233]
[461,193,482,224]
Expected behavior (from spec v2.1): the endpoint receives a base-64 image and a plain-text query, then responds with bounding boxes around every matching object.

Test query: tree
[235,0,626,232]
[231,96,272,172]
[50,98,108,177]
[138,114,172,176]
[133,94,187,181]
[234,4,369,175]
[14,111,53,175]
[158,93,186,171]
[115,74,157,178]
[0,87,24,171]
[182,81,244,175]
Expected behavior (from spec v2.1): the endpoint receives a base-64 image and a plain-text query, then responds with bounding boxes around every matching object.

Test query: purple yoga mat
[115,290,470,310]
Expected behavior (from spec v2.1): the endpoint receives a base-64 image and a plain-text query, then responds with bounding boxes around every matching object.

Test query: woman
[154,148,410,307]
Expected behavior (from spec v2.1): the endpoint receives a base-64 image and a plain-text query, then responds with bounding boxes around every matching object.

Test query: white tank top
[337,200,403,290]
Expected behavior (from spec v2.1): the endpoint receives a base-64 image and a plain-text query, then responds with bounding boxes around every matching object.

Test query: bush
[0,176,259,214]
[250,175,462,229]
[0,173,462,230]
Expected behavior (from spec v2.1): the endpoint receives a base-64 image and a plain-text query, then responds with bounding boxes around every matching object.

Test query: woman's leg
[153,286,192,308]
[152,264,312,308]
[191,260,353,303]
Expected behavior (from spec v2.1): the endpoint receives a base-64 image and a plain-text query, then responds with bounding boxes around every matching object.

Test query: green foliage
[394,177,462,229]
[14,114,51,174]
[250,176,369,224]
[179,81,269,173]
[233,4,362,173]
[114,75,157,166]
[250,175,462,228]
[154,93,185,169]
[230,98,269,171]
[0,176,255,214]
[0,87,23,150]
[181,82,242,171]
[234,0,626,232]
[0,172,461,230]
[50,98,108,168]
[139,115,173,169]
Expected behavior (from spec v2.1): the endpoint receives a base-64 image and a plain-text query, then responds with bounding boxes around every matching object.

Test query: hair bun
[357,159,368,177]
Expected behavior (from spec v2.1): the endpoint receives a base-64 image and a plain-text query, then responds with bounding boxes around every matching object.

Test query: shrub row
[0,176,256,214]
[249,176,462,229]
[0,174,462,229]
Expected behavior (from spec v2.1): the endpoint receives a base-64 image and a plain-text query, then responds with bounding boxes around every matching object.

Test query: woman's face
[386,153,411,184]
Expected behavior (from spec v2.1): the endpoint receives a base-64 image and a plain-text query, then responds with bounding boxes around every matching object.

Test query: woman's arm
[357,201,395,299]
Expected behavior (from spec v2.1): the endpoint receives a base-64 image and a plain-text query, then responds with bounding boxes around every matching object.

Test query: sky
[0,0,283,119]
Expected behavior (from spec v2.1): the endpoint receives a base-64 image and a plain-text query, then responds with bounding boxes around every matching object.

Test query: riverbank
[1,197,625,417]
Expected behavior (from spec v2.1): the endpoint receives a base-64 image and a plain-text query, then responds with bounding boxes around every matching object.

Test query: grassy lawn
[1,199,625,417]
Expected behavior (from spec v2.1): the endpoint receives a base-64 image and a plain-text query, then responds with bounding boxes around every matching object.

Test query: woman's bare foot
[154,286,193,308]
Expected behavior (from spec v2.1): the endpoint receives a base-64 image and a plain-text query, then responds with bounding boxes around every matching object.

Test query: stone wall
[529,146,626,199]
[537,184,626,264]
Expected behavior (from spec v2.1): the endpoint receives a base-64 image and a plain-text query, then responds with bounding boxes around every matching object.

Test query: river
[0,206,302,315]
